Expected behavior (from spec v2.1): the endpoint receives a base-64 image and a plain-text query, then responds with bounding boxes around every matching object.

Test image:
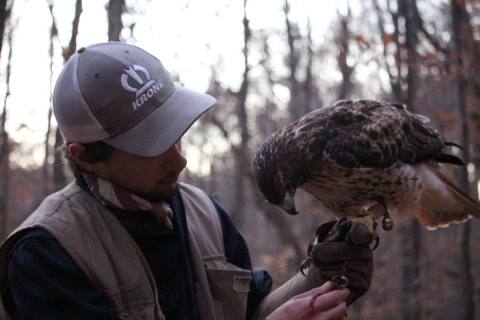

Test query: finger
[268,295,320,320]
[312,301,347,320]
[295,281,333,300]
[311,289,349,312]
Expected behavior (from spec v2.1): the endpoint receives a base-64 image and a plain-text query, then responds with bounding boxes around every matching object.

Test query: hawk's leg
[350,211,379,250]
[374,200,394,231]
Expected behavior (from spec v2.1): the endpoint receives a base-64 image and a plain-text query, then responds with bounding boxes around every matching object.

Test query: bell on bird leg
[382,216,393,230]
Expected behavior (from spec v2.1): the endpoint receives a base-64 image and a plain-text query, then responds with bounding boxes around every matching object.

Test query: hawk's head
[253,137,299,215]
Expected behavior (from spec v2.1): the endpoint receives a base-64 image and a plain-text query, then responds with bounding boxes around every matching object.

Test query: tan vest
[0,182,252,320]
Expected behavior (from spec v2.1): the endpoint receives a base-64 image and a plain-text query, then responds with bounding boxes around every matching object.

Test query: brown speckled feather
[253,100,480,228]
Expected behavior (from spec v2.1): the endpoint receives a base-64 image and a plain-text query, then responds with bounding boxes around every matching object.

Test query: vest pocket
[205,262,252,320]
[107,282,164,320]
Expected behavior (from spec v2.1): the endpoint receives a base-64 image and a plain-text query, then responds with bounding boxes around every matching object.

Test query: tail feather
[433,153,465,166]
[413,164,480,229]
[444,141,463,150]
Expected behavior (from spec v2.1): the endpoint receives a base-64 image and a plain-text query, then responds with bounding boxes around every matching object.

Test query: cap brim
[104,86,217,157]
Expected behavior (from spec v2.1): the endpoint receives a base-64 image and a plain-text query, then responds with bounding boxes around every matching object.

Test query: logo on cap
[121,65,164,110]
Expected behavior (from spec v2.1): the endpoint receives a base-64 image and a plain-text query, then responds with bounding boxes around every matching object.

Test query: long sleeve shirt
[4,185,271,320]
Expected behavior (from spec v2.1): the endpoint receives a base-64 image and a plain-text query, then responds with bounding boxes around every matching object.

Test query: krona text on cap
[53,42,217,157]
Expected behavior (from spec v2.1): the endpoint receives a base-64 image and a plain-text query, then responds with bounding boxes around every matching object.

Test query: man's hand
[307,218,374,304]
[253,219,374,318]
[266,281,348,320]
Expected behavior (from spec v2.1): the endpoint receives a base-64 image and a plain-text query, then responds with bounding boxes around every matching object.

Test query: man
[0,42,372,320]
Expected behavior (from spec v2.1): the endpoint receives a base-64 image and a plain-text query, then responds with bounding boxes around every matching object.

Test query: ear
[68,143,104,173]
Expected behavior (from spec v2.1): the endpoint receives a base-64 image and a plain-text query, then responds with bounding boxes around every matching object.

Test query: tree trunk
[229,0,251,230]
[303,19,319,114]
[107,0,125,41]
[62,0,82,61]
[43,2,58,196]
[375,0,403,101]
[0,0,11,62]
[0,27,13,237]
[52,128,66,191]
[389,0,404,102]
[402,0,420,113]
[336,9,354,100]
[284,0,302,122]
[53,0,83,191]
[451,1,475,318]
[396,1,422,319]
[447,0,480,207]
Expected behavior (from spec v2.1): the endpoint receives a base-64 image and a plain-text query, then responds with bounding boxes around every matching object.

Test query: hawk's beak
[280,191,298,215]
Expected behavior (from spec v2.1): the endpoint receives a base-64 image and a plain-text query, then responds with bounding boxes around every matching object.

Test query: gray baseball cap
[53,42,217,157]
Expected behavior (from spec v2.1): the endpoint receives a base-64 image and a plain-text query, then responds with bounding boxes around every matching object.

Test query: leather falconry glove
[253,218,374,318]
[308,218,374,305]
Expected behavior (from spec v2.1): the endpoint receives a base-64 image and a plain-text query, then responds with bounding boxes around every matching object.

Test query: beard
[135,182,180,202]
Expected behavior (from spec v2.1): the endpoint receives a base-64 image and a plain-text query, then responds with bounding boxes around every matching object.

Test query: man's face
[85,143,187,201]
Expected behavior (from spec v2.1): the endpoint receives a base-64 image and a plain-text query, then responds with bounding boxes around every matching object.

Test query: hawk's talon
[299,258,311,276]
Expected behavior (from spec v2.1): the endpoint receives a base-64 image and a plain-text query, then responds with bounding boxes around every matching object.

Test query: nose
[162,143,187,173]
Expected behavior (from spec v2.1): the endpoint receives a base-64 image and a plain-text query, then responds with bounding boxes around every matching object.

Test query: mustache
[163,171,181,179]
[167,171,179,178]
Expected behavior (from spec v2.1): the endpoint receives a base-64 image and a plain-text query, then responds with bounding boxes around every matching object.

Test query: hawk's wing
[302,100,461,168]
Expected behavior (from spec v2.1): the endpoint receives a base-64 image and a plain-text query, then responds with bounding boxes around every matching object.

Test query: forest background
[0,0,479,319]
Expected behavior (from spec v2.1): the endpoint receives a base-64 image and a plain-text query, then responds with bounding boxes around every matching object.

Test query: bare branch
[372,0,402,100]
[208,113,239,155]
[63,0,83,61]
[412,2,449,55]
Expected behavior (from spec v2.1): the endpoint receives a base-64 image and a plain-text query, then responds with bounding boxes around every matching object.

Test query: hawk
[253,100,480,229]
